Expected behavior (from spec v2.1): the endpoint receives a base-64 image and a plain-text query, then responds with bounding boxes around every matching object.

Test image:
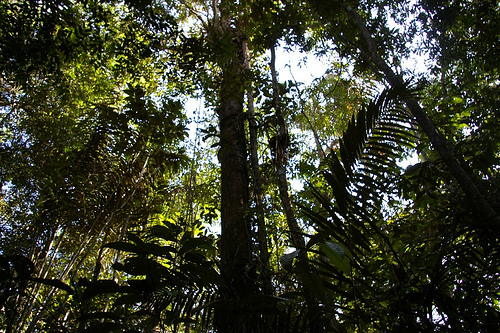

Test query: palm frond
[298,84,419,329]
[302,81,500,331]
[311,84,416,238]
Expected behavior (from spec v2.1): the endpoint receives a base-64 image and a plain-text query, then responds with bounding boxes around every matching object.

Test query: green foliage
[70,223,222,332]
[0,1,189,331]
[300,84,500,331]
[1,0,499,332]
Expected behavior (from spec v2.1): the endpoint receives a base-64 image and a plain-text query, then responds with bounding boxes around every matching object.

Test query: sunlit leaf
[279,250,300,272]
[320,241,351,275]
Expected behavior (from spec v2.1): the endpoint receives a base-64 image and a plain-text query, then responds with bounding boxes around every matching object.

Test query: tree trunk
[212,3,260,331]
[217,67,254,291]
[269,45,306,250]
[247,82,273,294]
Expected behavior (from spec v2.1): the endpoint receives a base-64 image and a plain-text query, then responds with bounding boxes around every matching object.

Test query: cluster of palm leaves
[300,84,500,332]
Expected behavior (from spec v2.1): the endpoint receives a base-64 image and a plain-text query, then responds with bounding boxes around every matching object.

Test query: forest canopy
[1,0,499,332]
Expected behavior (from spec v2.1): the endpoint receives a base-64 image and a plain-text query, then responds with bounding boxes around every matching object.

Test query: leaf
[29,278,74,294]
[194,298,234,313]
[115,257,160,276]
[149,224,177,242]
[80,280,125,300]
[79,311,121,321]
[8,255,35,279]
[320,241,351,275]
[104,241,141,253]
[450,96,464,104]
[279,250,300,272]
[306,230,334,249]
[179,237,214,256]
[178,263,223,286]
[127,233,145,246]
[127,279,155,293]
[82,322,123,333]
[114,293,146,306]
[325,241,345,256]
[296,264,326,301]
[142,243,174,258]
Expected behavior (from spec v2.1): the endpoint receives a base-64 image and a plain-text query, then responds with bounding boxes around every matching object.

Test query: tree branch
[270,45,306,249]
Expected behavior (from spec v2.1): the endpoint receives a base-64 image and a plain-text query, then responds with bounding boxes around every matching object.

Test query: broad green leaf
[149,225,178,242]
[179,237,214,256]
[113,257,165,277]
[296,264,326,301]
[104,241,141,253]
[30,278,74,294]
[320,241,351,275]
[142,243,174,258]
[279,250,299,272]
[127,233,145,246]
[179,263,223,285]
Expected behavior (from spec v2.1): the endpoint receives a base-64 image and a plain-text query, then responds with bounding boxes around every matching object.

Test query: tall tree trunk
[217,60,254,291]
[247,81,273,293]
[212,3,259,331]
[270,43,329,332]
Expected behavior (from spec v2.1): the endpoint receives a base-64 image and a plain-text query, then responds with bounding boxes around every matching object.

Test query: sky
[274,44,331,85]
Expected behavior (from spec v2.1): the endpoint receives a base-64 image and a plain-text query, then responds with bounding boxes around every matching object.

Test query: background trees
[1,0,499,332]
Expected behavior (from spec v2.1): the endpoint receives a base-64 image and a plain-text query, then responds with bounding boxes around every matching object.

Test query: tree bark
[216,38,254,292]
[247,80,273,293]
[211,4,261,332]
